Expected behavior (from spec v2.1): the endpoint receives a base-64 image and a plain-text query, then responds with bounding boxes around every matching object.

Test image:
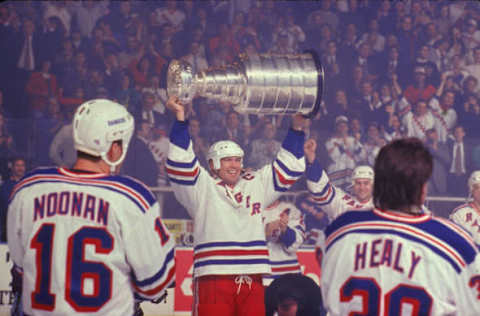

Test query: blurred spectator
[462,18,480,56]
[363,121,386,166]
[114,73,141,112]
[325,115,365,189]
[118,35,142,69]
[122,120,158,187]
[0,112,17,178]
[32,98,63,167]
[327,89,358,127]
[154,1,186,34]
[0,156,26,242]
[448,125,472,196]
[395,15,418,64]
[134,91,167,129]
[208,23,240,63]
[358,19,385,54]
[71,0,108,38]
[337,23,358,66]
[102,1,132,37]
[376,0,395,35]
[188,116,208,168]
[221,110,249,149]
[307,0,338,31]
[84,68,105,99]
[181,41,209,74]
[142,74,168,116]
[48,119,75,168]
[373,82,401,130]
[458,94,480,137]
[466,47,480,87]
[25,60,57,117]
[148,123,170,187]
[351,80,381,124]
[247,121,281,170]
[384,114,406,141]
[103,52,122,94]
[429,89,457,143]
[62,50,88,97]
[402,100,435,141]
[403,66,436,105]
[43,1,71,36]
[38,16,65,64]
[10,18,41,116]
[425,128,450,196]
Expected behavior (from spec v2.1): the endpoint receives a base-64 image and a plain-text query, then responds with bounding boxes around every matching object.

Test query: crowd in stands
[0,0,480,224]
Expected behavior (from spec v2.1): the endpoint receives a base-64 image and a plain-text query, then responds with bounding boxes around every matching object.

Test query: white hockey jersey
[322,208,480,316]
[166,120,305,278]
[262,200,306,286]
[7,168,175,316]
[305,160,373,222]
[450,203,480,244]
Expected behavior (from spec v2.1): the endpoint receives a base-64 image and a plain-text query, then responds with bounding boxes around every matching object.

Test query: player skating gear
[207,140,244,170]
[73,99,134,172]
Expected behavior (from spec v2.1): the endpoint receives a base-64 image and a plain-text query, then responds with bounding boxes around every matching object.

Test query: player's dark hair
[374,138,432,212]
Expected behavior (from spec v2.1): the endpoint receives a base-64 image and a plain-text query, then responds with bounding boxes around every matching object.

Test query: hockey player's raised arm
[165,96,205,218]
[254,115,306,207]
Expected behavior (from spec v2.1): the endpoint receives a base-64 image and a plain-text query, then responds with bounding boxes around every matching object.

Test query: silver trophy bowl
[167,52,324,117]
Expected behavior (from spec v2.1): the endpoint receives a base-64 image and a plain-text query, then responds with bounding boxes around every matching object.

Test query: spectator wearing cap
[325,115,365,189]
[403,66,436,106]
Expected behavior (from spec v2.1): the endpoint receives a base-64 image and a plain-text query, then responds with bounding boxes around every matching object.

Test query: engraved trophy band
[167,51,324,118]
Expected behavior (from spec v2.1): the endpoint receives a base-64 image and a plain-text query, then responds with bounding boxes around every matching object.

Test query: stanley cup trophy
[166,51,324,118]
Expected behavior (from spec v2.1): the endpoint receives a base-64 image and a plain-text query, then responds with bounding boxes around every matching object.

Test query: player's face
[217,156,242,186]
[472,184,480,204]
[353,178,373,203]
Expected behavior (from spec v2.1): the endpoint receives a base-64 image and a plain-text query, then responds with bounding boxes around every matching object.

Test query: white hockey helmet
[207,140,244,170]
[468,170,480,192]
[73,99,134,171]
[351,165,374,183]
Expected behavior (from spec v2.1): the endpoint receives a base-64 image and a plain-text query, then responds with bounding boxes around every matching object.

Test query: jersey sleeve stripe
[133,264,175,297]
[133,248,175,287]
